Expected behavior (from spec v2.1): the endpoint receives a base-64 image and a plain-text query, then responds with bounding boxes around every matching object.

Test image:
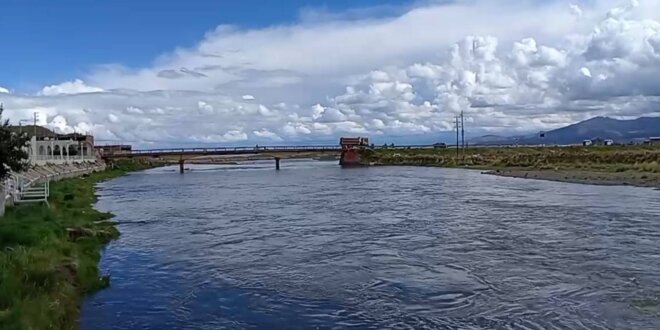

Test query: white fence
[31,154,97,165]
[3,173,48,207]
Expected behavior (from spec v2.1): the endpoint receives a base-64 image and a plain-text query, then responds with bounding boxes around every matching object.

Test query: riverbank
[359,146,660,188]
[0,160,154,330]
[484,168,660,187]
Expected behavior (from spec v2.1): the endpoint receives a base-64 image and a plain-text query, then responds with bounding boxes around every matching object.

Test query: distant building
[339,137,369,167]
[339,137,369,148]
[8,125,96,165]
[584,137,615,146]
[95,145,132,155]
[649,137,660,145]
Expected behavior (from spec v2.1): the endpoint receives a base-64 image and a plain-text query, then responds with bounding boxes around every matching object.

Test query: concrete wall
[1,161,106,217]
[42,163,106,182]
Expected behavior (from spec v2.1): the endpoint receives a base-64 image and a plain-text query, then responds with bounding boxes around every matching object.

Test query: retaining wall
[2,161,106,217]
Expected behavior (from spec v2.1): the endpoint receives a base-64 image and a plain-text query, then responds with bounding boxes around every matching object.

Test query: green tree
[0,103,30,180]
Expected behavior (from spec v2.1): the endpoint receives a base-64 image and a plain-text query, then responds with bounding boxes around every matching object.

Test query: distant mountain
[468,134,510,145]
[470,116,660,145]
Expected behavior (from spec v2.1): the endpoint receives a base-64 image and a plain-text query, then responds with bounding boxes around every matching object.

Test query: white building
[28,136,96,165]
[8,125,97,165]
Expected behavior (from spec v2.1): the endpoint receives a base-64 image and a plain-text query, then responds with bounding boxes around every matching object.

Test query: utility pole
[460,111,465,160]
[460,111,465,148]
[33,112,39,139]
[455,115,460,160]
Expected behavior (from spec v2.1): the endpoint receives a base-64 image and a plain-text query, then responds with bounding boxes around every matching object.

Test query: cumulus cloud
[190,130,248,143]
[125,106,144,115]
[2,0,660,146]
[253,128,283,141]
[197,101,214,115]
[569,4,583,18]
[107,113,120,123]
[0,86,10,94]
[39,79,103,96]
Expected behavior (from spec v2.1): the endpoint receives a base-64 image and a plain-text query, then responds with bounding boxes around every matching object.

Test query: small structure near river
[339,137,369,167]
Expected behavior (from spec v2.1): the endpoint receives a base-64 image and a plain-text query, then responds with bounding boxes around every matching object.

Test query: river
[81,160,660,329]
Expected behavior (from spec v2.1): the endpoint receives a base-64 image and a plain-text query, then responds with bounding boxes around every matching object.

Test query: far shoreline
[359,146,660,189]
[483,168,660,188]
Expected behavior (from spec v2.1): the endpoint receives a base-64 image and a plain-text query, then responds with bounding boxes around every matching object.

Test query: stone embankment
[2,161,106,216]
[23,161,106,183]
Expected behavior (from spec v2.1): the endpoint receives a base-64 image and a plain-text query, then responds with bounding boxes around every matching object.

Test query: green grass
[360,145,660,173]
[0,160,154,330]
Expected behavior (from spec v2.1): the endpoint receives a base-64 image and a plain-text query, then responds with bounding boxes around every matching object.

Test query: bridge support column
[179,159,185,174]
[275,157,280,170]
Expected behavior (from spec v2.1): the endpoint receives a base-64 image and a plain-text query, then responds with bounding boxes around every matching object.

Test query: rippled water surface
[82,160,660,329]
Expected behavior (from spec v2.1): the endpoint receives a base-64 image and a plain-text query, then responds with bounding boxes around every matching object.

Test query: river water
[82,160,660,329]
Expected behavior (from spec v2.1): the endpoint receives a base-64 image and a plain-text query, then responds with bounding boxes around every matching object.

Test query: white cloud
[1,0,660,146]
[125,106,144,114]
[197,101,214,115]
[48,115,71,133]
[253,128,283,141]
[107,113,120,123]
[283,122,312,136]
[39,79,103,96]
[0,86,10,94]
[258,104,276,117]
[190,130,248,143]
[569,4,583,18]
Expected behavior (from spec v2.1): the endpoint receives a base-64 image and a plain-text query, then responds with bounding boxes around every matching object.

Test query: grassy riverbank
[360,146,660,187]
[0,161,153,330]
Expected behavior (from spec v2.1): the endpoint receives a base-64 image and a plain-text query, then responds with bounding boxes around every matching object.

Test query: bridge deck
[103,145,438,158]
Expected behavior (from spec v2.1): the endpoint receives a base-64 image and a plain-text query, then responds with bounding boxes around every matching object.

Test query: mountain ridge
[470,116,660,145]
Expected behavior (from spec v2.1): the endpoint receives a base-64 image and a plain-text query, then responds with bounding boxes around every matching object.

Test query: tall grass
[0,160,153,330]
[360,146,660,172]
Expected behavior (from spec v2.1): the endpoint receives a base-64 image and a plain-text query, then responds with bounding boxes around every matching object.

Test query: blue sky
[1,0,412,91]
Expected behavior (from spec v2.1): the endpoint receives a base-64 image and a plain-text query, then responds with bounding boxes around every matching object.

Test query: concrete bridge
[102,144,441,173]
[103,145,344,173]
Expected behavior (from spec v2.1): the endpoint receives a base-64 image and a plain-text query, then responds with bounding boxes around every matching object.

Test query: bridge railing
[123,145,342,155]
[105,144,453,157]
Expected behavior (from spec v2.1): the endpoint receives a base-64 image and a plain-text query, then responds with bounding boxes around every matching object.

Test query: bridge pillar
[179,159,185,174]
[275,157,280,170]
[339,149,362,167]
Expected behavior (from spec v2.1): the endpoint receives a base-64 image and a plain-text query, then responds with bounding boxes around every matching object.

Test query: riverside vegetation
[360,145,660,187]
[0,161,154,330]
